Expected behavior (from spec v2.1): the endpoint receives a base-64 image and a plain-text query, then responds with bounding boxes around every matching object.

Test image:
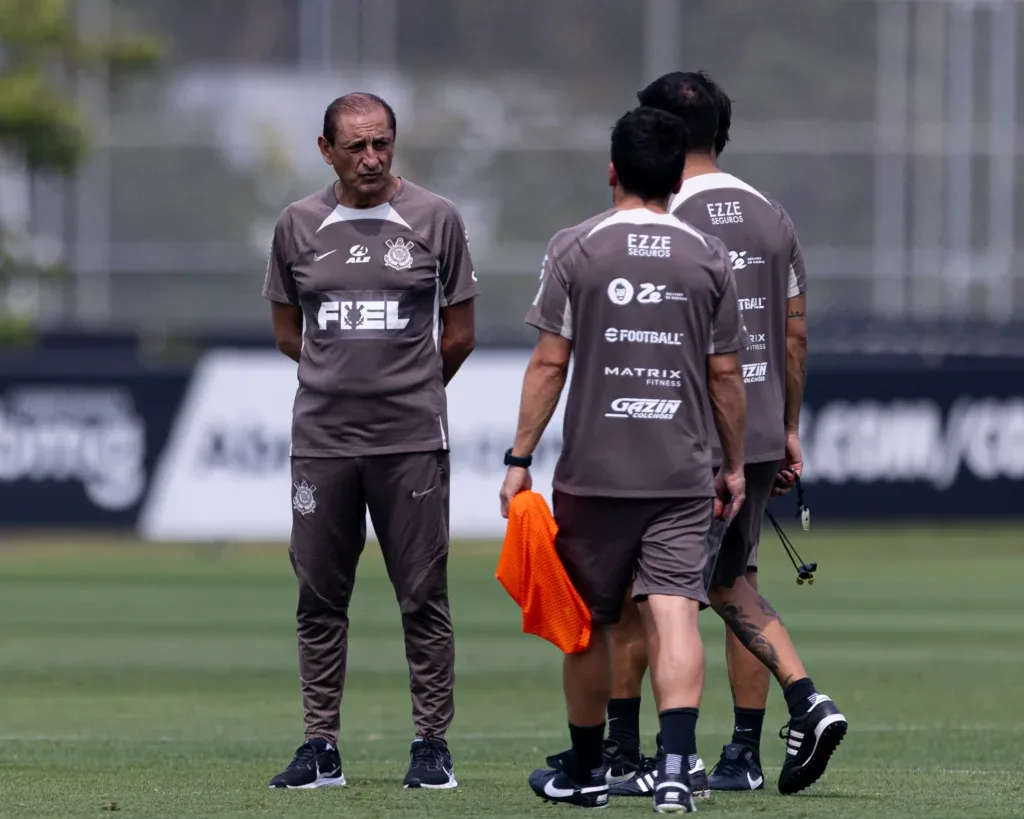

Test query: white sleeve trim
[560,301,573,340]
[787,265,801,298]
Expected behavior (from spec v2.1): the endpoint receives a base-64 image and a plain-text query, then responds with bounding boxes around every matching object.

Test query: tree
[0,0,161,342]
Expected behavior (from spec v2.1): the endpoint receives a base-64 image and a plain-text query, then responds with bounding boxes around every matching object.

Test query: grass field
[2,525,1023,818]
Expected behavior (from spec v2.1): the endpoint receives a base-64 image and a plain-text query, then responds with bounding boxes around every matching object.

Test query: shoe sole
[778,715,847,795]
[610,775,709,800]
[612,788,707,800]
[404,775,458,790]
[538,797,608,809]
[536,782,606,806]
[270,774,346,789]
[708,783,762,792]
[653,797,697,813]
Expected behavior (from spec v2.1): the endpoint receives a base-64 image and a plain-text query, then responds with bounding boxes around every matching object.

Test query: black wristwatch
[504,448,532,468]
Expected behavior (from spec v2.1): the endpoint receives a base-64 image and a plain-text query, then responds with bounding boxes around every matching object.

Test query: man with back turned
[499,105,748,813]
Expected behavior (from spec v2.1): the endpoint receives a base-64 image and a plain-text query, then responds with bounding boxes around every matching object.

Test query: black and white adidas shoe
[653,770,697,814]
[707,743,765,791]
[268,738,345,789]
[608,755,709,800]
[529,767,609,809]
[778,693,847,795]
[403,737,458,789]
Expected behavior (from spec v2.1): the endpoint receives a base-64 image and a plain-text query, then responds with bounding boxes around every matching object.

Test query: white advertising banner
[139,349,565,541]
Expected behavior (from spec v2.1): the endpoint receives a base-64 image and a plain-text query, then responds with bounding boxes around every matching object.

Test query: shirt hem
[526,318,569,338]
[443,286,480,307]
[552,482,714,499]
[290,440,448,458]
[264,290,298,305]
[711,452,785,468]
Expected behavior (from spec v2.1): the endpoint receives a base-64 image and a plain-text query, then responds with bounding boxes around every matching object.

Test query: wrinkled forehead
[336,108,393,143]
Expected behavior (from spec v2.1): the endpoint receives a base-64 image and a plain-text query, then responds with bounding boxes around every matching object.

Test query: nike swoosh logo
[747,773,763,789]
[411,486,436,499]
[604,771,635,785]
[543,779,576,798]
[314,250,337,261]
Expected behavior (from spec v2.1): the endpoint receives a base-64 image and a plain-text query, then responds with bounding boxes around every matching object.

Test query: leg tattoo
[757,596,783,624]
[718,596,784,678]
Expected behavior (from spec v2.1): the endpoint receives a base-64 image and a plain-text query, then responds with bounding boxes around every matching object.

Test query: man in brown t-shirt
[602,72,847,801]
[262,93,479,791]
[498,106,748,812]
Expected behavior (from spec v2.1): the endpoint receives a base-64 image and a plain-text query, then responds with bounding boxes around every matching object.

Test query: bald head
[323,92,397,145]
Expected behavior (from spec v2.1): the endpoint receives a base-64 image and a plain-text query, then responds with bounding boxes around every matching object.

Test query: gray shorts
[711,460,779,588]
[552,491,713,625]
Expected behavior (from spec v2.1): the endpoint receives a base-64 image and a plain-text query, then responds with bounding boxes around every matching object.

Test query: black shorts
[710,460,779,588]
[552,491,713,625]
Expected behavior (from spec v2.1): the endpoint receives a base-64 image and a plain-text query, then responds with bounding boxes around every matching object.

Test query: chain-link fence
[18,0,1024,350]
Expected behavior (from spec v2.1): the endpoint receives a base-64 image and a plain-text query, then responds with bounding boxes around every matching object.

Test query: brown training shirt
[671,173,808,465]
[526,207,742,498]
[263,179,480,457]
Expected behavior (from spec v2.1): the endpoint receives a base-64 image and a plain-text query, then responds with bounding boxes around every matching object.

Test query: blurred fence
[2,0,1018,351]
[1,345,1023,534]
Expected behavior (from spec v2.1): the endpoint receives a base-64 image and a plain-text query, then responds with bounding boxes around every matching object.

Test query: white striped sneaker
[778,693,847,795]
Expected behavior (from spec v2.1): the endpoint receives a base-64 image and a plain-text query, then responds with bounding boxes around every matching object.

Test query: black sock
[782,677,817,718]
[732,707,765,749]
[658,708,698,775]
[607,697,642,757]
[568,722,606,777]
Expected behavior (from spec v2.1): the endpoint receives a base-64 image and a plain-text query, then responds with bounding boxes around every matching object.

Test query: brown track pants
[288,451,453,745]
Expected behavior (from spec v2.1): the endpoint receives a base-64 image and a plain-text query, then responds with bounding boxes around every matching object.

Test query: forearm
[784,334,807,432]
[709,371,746,472]
[276,334,301,363]
[441,334,475,385]
[512,358,567,457]
[271,303,303,363]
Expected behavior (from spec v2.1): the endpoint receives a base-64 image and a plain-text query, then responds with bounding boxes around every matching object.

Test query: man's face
[319,107,395,198]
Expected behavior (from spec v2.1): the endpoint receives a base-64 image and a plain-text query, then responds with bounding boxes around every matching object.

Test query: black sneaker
[777,693,847,795]
[268,738,345,789]
[403,737,457,789]
[608,735,708,800]
[529,766,609,809]
[603,738,643,785]
[688,758,710,799]
[708,743,764,791]
[546,738,642,786]
[652,768,696,814]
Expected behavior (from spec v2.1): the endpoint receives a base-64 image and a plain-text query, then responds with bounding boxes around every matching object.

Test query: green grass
[1,525,1023,818]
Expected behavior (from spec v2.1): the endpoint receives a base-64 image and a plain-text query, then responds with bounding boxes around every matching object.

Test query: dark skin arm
[440,300,476,385]
[784,293,808,433]
[271,302,303,363]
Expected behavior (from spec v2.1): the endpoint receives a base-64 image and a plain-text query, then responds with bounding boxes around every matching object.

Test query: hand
[772,431,804,496]
[499,466,533,518]
[713,468,746,524]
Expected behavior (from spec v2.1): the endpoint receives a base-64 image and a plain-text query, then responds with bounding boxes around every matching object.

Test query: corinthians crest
[383,237,415,271]
[293,479,317,515]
